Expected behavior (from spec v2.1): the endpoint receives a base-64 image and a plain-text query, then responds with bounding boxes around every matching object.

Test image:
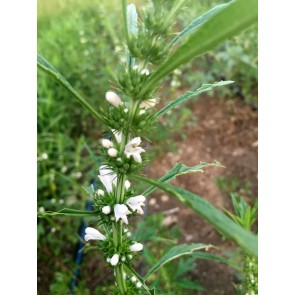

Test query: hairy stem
[111,131,129,294]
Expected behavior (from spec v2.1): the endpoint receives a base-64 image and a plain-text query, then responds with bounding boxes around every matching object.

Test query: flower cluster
[95,165,146,223]
[84,88,157,292]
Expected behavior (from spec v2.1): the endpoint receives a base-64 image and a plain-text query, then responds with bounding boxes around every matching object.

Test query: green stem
[112,141,128,293]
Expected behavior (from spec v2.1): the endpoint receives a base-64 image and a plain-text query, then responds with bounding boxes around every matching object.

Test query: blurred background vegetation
[37,0,257,293]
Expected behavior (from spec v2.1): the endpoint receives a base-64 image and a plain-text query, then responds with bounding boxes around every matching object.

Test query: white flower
[106,91,123,107]
[61,166,68,173]
[102,206,111,214]
[139,98,157,109]
[141,68,150,75]
[139,110,146,115]
[41,153,48,160]
[131,276,137,282]
[114,204,131,224]
[97,189,104,196]
[124,137,145,163]
[130,243,143,252]
[39,207,45,213]
[73,171,82,179]
[101,139,114,148]
[84,227,106,241]
[125,180,131,190]
[110,253,119,266]
[126,195,146,215]
[132,65,139,71]
[111,129,122,143]
[136,282,142,288]
[108,148,118,157]
[97,165,117,193]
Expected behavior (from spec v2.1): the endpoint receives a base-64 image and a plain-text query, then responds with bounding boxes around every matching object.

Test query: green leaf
[82,185,95,197]
[139,0,258,97]
[176,279,205,291]
[155,81,234,118]
[37,208,99,218]
[144,243,209,280]
[191,252,239,270]
[83,140,99,164]
[170,3,230,46]
[143,161,224,197]
[37,54,106,123]
[132,174,258,257]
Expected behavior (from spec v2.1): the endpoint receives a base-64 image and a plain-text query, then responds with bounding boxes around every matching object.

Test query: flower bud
[125,180,131,190]
[131,276,137,282]
[97,189,104,196]
[108,148,118,157]
[141,69,150,75]
[110,253,119,266]
[106,91,123,107]
[84,227,106,241]
[101,139,113,148]
[136,282,142,288]
[102,205,111,214]
[130,243,143,252]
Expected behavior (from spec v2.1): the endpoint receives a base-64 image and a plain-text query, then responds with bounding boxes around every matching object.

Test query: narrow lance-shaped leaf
[144,243,210,280]
[37,208,99,218]
[156,81,234,118]
[143,161,224,197]
[170,3,230,46]
[132,174,258,257]
[37,54,106,124]
[139,0,258,97]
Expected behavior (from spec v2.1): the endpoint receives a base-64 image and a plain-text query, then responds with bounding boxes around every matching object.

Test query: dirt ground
[146,94,258,294]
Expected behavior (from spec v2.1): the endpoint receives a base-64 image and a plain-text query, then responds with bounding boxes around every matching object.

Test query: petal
[127,137,141,147]
[85,227,106,240]
[101,139,113,148]
[106,91,123,107]
[136,207,144,215]
[122,215,129,225]
[132,153,142,163]
[130,243,143,252]
[108,148,118,157]
[110,253,119,266]
[111,129,122,143]
[125,180,131,190]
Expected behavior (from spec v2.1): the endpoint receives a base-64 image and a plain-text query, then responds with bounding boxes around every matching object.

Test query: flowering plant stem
[113,134,128,294]
[37,0,258,293]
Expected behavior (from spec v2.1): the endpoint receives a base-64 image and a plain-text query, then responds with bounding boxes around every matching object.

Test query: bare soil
[146,95,258,294]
